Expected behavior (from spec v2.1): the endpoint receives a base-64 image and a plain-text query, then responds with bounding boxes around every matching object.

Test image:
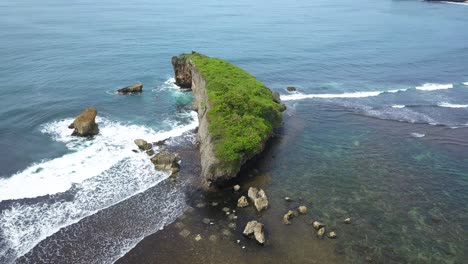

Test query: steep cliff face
[172,53,284,189]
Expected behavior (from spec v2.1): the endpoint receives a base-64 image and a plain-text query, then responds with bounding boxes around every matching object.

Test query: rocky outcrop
[69,107,99,137]
[248,187,269,211]
[172,53,285,189]
[243,221,265,244]
[151,151,180,174]
[171,56,192,88]
[117,83,143,94]
[287,86,297,92]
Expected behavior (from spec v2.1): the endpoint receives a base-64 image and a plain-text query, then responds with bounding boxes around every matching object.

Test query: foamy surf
[415,83,453,91]
[411,133,425,138]
[0,112,198,201]
[281,91,382,101]
[437,102,468,108]
[0,112,198,263]
[463,82,468,86]
[392,105,406,109]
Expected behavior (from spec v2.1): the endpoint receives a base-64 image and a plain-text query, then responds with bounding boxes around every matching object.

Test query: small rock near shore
[286,86,297,92]
[312,221,325,230]
[284,197,293,202]
[283,210,295,225]
[69,107,99,137]
[237,196,249,208]
[117,83,143,94]
[248,187,269,211]
[134,139,152,151]
[146,149,155,156]
[344,218,352,224]
[328,231,337,239]
[243,221,265,244]
[233,185,241,192]
[317,227,326,239]
[150,151,180,172]
[298,206,307,214]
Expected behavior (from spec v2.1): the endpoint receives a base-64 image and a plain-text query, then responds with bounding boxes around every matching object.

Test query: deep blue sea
[1,0,467,263]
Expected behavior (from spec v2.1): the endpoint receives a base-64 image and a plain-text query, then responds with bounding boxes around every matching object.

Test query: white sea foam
[0,112,198,262]
[463,82,468,86]
[387,88,408,93]
[442,1,468,6]
[0,112,198,201]
[415,83,453,91]
[281,91,382,101]
[437,102,468,108]
[411,133,425,138]
[392,105,406,109]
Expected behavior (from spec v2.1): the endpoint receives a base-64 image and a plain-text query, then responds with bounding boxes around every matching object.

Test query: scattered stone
[247,187,269,211]
[237,196,249,208]
[117,83,143,94]
[298,206,308,214]
[222,229,232,236]
[317,227,326,239]
[312,221,325,230]
[228,214,237,221]
[222,207,230,212]
[186,207,195,213]
[211,202,219,207]
[179,229,191,238]
[209,235,217,242]
[284,197,293,202]
[202,218,211,224]
[69,107,99,137]
[283,210,295,225]
[228,223,236,229]
[196,203,206,208]
[134,139,152,151]
[344,218,352,224]
[151,151,180,171]
[146,149,155,156]
[236,240,240,243]
[287,86,297,92]
[233,185,241,192]
[132,149,138,153]
[243,221,265,244]
[194,234,202,241]
[175,222,185,229]
[328,231,337,239]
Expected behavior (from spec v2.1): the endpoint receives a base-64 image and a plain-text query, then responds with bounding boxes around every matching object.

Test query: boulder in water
[298,205,307,214]
[243,220,265,244]
[69,107,99,137]
[286,86,297,92]
[247,187,269,212]
[237,196,249,208]
[317,227,326,239]
[327,231,337,239]
[134,139,152,151]
[117,83,143,94]
[283,210,295,225]
[312,221,325,230]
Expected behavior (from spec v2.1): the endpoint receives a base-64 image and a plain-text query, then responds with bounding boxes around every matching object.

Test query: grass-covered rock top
[186,53,284,169]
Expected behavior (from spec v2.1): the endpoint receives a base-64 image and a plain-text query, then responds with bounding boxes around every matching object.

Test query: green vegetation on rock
[187,53,284,168]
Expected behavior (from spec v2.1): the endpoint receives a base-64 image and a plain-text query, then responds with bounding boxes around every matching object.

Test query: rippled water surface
[0,0,467,263]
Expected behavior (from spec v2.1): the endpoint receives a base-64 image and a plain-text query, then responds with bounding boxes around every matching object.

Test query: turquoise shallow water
[0,0,467,263]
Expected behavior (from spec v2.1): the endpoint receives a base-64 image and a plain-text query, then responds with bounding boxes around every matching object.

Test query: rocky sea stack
[172,52,286,189]
[69,106,99,137]
[117,83,143,94]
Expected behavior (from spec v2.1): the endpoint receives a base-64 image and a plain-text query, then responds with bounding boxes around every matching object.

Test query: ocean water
[1,0,467,263]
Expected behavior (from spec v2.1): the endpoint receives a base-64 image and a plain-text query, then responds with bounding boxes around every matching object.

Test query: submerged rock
[286,86,297,92]
[134,139,152,151]
[344,218,352,224]
[69,107,99,137]
[317,227,326,239]
[328,231,337,239]
[151,151,180,172]
[298,206,307,214]
[146,149,155,156]
[117,83,143,94]
[312,221,325,230]
[237,196,249,208]
[243,221,265,244]
[247,187,269,211]
[283,210,295,225]
[179,229,191,238]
